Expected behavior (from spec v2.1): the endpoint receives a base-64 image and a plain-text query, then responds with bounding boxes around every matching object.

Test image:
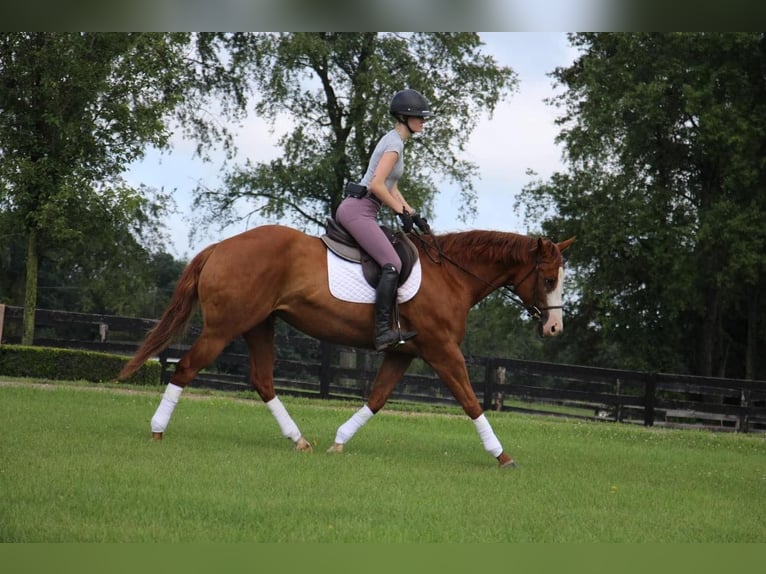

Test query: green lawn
[1,379,764,542]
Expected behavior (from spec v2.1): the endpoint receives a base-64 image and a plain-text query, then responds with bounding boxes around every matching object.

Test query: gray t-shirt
[360,129,404,191]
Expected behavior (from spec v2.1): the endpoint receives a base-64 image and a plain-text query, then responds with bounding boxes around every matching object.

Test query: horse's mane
[432,230,540,265]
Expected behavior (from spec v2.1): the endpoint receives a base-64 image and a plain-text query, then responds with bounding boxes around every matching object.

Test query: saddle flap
[320,235,361,263]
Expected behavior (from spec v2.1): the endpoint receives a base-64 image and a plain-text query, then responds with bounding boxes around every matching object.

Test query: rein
[411,229,561,322]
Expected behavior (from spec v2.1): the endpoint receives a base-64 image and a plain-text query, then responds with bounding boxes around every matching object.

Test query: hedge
[0,345,161,386]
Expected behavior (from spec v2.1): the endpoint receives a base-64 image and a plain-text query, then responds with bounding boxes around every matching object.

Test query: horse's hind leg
[150,328,230,440]
[243,318,312,452]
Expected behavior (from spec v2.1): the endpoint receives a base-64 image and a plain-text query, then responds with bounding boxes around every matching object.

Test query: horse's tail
[118,244,217,381]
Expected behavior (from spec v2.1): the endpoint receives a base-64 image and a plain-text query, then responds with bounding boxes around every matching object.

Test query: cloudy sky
[125,32,581,258]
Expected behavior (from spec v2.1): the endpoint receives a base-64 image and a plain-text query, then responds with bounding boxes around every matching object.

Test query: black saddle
[321,218,419,288]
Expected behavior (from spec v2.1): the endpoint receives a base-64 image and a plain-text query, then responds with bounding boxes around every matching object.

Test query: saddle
[321,218,419,288]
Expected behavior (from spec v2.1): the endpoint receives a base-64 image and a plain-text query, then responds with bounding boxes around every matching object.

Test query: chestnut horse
[119,224,574,467]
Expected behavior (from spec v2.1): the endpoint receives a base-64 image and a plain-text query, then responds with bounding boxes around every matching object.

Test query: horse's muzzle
[540,310,563,337]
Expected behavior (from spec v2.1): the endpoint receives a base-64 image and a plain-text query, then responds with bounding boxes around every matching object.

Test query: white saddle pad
[326,250,421,304]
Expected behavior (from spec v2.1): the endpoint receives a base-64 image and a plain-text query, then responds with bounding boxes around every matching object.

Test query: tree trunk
[21,229,38,345]
[697,286,721,377]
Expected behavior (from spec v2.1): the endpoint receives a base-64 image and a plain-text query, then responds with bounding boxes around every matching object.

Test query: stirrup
[375,329,416,351]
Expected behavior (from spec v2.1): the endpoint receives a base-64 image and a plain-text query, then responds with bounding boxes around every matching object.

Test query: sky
[125,32,581,259]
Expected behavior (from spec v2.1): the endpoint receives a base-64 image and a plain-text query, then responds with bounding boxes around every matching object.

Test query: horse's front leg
[243,319,312,452]
[422,343,516,468]
[327,352,413,453]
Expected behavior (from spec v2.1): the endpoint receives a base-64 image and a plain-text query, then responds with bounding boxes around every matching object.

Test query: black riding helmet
[389,89,434,119]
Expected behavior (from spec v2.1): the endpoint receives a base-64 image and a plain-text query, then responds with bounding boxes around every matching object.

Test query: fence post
[494,366,507,411]
[737,390,750,433]
[98,322,109,342]
[319,341,332,399]
[482,358,495,411]
[0,303,5,347]
[361,350,374,399]
[644,372,657,427]
[615,378,623,422]
[158,349,169,385]
[338,347,357,392]
[158,350,183,386]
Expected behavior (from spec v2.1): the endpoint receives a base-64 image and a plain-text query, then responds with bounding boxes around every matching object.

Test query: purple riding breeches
[335,196,402,272]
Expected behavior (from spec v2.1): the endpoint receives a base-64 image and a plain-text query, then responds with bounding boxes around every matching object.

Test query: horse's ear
[532,237,547,260]
[557,237,576,253]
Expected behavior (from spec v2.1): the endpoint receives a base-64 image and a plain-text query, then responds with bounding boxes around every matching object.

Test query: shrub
[0,345,160,385]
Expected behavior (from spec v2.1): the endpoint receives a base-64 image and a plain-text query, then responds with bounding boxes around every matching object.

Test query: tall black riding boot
[374,264,417,351]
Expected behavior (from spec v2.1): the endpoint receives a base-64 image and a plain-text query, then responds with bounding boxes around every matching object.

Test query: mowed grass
[1,380,765,542]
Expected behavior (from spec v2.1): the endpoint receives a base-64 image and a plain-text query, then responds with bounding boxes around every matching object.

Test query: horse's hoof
[151,432,163,441]
[326,443,344,454]
[294,437,313,452]
[499,459,517,469]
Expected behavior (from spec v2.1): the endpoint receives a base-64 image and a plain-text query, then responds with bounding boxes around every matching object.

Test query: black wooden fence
[1,304,765,433]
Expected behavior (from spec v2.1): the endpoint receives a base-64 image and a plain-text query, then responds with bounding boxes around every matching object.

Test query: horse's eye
[544,278,556,290]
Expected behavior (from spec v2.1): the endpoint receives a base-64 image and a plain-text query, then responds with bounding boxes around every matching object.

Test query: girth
[321,218,419,288]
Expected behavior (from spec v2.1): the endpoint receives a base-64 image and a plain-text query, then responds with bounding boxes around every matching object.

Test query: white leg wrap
[334,405,374,444]
[472,414,504,458]
[151,383,184,433]
[266,397,302,442]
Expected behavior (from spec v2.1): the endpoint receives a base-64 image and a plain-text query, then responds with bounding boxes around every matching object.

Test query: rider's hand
[397,210,414,232]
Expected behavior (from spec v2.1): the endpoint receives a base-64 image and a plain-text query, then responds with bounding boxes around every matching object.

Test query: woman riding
[335,88,433,351]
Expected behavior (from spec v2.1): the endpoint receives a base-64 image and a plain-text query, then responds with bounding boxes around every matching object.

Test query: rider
[335,88,433,351]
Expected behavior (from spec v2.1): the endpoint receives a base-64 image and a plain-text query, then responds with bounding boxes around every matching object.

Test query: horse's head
[511,236,575,337]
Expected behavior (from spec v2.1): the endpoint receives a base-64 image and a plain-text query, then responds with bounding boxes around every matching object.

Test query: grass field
[1,378,764,542]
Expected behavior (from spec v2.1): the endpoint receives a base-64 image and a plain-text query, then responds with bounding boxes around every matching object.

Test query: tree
[191,32,518,234]
[0,33,250,342]
[520,33,766,378]
[30,185,185,317]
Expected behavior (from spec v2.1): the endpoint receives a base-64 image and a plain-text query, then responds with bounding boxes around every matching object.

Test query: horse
[118,224,574,468]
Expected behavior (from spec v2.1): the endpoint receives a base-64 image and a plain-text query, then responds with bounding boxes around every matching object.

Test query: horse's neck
[438,231,533,303]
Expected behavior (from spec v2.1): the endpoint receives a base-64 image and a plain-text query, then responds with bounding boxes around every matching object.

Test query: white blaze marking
[542,267,564,336]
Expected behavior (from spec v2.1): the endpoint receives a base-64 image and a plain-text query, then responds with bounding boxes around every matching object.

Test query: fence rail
[2,304,765,433]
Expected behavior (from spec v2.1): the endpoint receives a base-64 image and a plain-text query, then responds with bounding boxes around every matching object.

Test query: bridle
[506,257,546,321]
[411,229,564,323]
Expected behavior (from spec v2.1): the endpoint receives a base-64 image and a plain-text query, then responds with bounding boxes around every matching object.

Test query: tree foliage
[191,32,518,233]
[0,33,251,337]
[520,33,766,378]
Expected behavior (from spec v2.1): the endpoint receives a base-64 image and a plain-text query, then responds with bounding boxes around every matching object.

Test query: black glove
[397,211,413,232]
[411,213,431,234]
